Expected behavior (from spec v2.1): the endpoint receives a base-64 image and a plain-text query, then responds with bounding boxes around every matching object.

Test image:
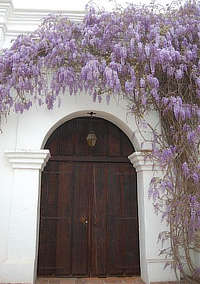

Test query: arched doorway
[37,117,140,278]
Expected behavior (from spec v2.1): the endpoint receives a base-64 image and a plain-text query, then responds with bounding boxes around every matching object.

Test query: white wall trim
[128,151,161,172]
[0,0,85,43]
[146,258,174,264]
[5,149,50,170]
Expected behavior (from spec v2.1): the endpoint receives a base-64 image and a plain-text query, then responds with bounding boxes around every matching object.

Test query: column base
[145,260,179,284]
[0,259,35,284]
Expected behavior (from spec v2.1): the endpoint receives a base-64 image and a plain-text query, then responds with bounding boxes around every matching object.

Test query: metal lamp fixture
[86,112,97,147]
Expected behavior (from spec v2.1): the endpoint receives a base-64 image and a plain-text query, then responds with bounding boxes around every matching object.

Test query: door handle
[80,216,88,224]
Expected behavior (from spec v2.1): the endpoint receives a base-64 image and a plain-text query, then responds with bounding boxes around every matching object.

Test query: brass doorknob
[80,216,88,224]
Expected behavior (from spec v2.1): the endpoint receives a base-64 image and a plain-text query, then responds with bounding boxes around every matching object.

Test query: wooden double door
[37,117,140,278]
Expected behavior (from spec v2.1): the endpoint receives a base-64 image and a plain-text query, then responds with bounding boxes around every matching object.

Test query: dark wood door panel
[106,217,140,275]
[38,162,74,276]
[105,163,139,276]
[45,117,134,158]
[38,218,73,276]
[71,163,92,277]
[38,162,92,277]
[91,163,140,277]
[91,164,107,277]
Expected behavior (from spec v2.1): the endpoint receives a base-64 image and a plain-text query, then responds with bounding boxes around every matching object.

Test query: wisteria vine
[0,0,200,282]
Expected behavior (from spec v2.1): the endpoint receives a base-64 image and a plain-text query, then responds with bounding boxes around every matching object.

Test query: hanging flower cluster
[0,0,200,282]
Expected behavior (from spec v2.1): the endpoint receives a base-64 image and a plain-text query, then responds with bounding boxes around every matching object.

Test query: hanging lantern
[86,112,97,147]
[86,130,97,147]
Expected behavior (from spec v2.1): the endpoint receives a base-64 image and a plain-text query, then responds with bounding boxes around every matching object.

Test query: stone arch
[40,110,141,151]
[12,91,156,152]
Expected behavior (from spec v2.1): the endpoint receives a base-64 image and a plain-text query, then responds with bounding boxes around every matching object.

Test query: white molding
[0,0,13,21]
[0,0,85,41]
[128,151,162,172]
[146,258,174,264]
[5,149,50,170]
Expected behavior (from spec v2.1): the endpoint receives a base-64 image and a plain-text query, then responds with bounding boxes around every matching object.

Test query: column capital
[5,149,50,170]
[128,151,162,172]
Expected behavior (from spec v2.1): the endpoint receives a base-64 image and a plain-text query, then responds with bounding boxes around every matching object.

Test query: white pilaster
[3,150,50,284]
[0,0,12,23]
[0,0,12,47]
[129,151,178,284]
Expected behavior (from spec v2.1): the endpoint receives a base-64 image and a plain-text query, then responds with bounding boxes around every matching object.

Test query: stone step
[37,277,145,284]
[37,278,187,284]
